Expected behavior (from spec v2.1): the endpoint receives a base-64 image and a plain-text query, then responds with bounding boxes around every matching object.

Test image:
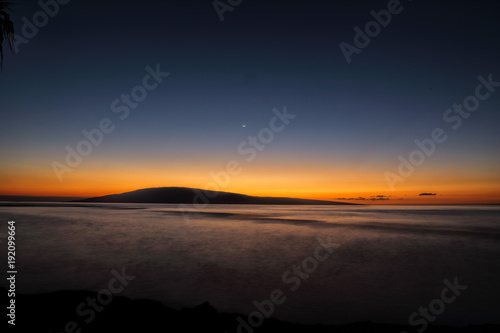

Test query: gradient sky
[1,0,499,204]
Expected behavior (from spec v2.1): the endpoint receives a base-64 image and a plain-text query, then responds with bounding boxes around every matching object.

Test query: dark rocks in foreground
[77,187,356,205]
[3,288,498,333]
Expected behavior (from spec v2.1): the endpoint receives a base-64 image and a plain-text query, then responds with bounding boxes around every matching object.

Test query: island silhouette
[77,187,356,205]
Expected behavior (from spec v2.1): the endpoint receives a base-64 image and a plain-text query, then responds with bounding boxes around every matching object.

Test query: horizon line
[0,194,498,206]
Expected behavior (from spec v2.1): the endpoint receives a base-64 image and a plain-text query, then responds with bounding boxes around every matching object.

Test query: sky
[0,0,499,204]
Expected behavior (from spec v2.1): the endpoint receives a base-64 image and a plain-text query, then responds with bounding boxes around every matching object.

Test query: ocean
[1,203,499,326]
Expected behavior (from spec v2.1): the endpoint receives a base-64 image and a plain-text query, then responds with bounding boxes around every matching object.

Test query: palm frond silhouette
[0,1,15,70]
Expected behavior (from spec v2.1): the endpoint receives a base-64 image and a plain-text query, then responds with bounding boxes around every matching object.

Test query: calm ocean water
[1,203,499,325]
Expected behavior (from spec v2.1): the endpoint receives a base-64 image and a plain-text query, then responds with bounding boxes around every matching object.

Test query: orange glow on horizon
[1,155,499,205]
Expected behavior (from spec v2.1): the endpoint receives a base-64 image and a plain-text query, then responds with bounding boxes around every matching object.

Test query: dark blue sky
[1,0,499,202]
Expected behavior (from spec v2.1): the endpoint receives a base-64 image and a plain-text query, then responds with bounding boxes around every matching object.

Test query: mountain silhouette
[77,187,354,205]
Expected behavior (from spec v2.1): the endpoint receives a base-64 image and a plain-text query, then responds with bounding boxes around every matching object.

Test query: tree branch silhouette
[0,1,15,70]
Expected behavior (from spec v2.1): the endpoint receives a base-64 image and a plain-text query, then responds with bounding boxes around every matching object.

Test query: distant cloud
[336,195,391,201]
[369,195,390,201]
[336,197,366,201]
[419,193,436,196]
